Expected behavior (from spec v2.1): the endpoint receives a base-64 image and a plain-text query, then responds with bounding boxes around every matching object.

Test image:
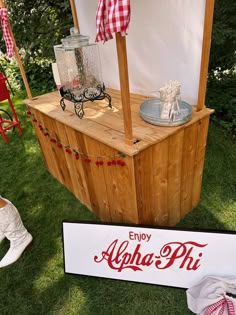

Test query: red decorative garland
[26,110,126,167]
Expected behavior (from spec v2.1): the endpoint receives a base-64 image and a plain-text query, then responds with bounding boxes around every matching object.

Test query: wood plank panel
[27,108,50,171]
[100,145,138,223]
[46,117,79,194]
[31,110,63,183]
[63,125,92,209]
[41,114,72,185]
[82,136,111,221]
[180,123,198,218]
[134,147,154,225]
[167,130,184,226]
[192,116,210,208]
[152,141,169,226]
[49,119,78,196]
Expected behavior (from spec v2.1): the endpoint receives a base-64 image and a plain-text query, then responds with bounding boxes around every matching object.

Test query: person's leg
[0,198,8,244]
[0,227,5,243]
[0,225,5,243]
[0,233,5,243]
[0,200,32,268]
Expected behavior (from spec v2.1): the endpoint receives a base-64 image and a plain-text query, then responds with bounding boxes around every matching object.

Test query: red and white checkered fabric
[96,0,130,42]
[204,297,235,315]
[0,8,14,58]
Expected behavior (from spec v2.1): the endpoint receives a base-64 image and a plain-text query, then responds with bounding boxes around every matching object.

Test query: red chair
[0,73,23,144]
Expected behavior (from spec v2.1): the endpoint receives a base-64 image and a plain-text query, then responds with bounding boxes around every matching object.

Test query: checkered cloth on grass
[204,296,235,315]
[0,8,14,58]
[96,0,130,42]
[187,276,236,315]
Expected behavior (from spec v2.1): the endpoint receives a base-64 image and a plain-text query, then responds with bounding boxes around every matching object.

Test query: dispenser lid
[61,27,89,49]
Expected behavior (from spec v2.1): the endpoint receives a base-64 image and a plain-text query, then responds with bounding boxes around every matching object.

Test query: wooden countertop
[24,89,213,156]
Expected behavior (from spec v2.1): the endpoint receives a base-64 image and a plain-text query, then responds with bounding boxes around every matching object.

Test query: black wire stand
[60,84,112,119]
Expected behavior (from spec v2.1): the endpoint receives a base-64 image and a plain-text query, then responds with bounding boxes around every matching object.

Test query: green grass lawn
[0,93,236,315]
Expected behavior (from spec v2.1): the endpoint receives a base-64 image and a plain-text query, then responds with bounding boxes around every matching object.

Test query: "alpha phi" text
[94,239,207,272]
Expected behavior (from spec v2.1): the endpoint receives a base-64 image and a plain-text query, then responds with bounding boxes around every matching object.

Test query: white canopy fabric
[75,0,206,105]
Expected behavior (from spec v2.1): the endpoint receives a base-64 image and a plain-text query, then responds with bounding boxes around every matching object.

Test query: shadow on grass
[0,107,96,314]
[0,106,235,314]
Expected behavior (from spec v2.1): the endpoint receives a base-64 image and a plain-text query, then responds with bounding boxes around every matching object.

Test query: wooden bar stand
[24,0,215,226]
[24,91,213,226]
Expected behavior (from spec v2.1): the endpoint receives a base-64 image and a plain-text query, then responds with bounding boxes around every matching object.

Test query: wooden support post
[197,0,215,111]
[115,33,133,145]
[0,0,32,100]
[11,39,33,100]
[70,0,80,33]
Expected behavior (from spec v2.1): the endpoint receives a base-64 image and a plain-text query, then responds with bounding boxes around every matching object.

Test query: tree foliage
[209,0,236,72]
[0,0,73,93]
[3,0,73,61]
[206,0,236,135]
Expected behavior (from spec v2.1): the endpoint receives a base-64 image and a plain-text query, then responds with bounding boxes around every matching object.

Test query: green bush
[0,55,21,91]
[0,53,56,96]
[206,70,236,136]
[206,70,236,119]
[22,57,56,94]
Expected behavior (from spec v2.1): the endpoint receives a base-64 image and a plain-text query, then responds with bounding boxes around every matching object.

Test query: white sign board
[63,222,236,289]
[75,0,206,104]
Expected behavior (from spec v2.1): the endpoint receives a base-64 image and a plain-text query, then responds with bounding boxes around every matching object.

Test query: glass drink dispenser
[54,28,112,118]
